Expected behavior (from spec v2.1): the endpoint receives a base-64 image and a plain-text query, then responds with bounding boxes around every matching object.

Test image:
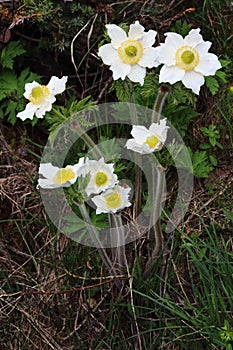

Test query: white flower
[155,28,222,94]
[92,185,131,214]
[98,21,159,85]
[37,162,81,189]
[17,76,68,121]
[78,157,118,196]
[125,118,169,154]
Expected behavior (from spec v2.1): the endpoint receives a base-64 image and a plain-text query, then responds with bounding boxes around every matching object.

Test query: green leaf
[6,100,18,125]
[215,70,227,83]
[209,155,217,166]
[1,41,26,69]
[209,137,217,147]
[0,69,18,91]
[200,143,211,150]
[205,76,219,95]
[223,209,233,222]
[192,151,213,178]
[17,68,41,95]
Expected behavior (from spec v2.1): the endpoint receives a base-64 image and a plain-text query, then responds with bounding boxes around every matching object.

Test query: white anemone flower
[17,76,68,121]
[125,118,169,154]
[155,28,221,94]
[37,162,82,189]
[78,158,118,196]
[92,185,131,214]
[98,21,159,85]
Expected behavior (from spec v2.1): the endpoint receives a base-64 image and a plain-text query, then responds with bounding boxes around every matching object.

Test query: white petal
[17,103,37,121]
[195,41,212,55]
[195,53,221,76]
[138,47,160,68]
[127,65,146,85]
[125,139,152,154]
[128,21,145,40]
[159,65,185,84]
[39,163,59,179]
[24,81,40,99]
[149,119,169,143]
[35,100,53,118]
[110,57,131,80]
[106,24,127,49]
[156,33,184,66]
[184,28,203,47]
[98,43,117,65]
[139,30,157,48]
[182,71,205,95]
[131,125,149,142]
[47,76,67,95]
[37,178,57,189]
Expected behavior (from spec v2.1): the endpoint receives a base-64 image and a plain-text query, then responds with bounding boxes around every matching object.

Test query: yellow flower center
[176,46,199,70]
[29,85,51,105]
[105,192,122,209]
[143,135,159,148]
[95,171,108,187]
[118,39,144,65]
[53,168,75,184]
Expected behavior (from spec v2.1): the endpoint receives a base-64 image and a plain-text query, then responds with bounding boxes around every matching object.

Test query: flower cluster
[38,158,131,215]
[98,22,221,94]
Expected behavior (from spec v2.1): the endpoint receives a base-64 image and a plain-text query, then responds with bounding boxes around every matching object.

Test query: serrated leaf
[1,41,26,69]
[215,70,227,83]
[192,151,213,178]
[0,70,18,91]
[205,76,219,95]
[6,100,18,125]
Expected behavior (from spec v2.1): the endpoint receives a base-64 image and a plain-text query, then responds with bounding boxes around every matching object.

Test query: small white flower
[155,28,221,94]
[92,185,131,214]
[37,162,81,189]
[98,21,159,85]
[78,157,118,196]
[17,76,68,121]
[125,118,169,154]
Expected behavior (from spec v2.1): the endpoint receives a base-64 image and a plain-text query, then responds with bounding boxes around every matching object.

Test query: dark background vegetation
[0,1,232,349]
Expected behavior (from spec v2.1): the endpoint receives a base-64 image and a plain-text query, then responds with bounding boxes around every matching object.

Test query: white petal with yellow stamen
[37,162,81,189]
[92,185,131,214]
[98,21,159,86]
[78,158,118,196]
[155,28,221,94]
[125,119,169,155]
[17,76,67,121]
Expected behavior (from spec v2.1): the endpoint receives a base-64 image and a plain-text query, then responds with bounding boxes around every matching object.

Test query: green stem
[74,121,103,159]
[151,86,169,124]
[129,98,142,218]
[143,166,165,279]
[77,202,120,280]
[109,213,126,275]
[143,88,168,279]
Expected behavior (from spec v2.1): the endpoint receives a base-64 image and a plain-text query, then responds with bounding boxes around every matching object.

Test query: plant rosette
[37,162,82,189]
[77,157,118,196]
[155,28,221,94]
[91,185,131,214]
[98,21,159,85]
[125,118,169,154]
[17,76,67,120]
